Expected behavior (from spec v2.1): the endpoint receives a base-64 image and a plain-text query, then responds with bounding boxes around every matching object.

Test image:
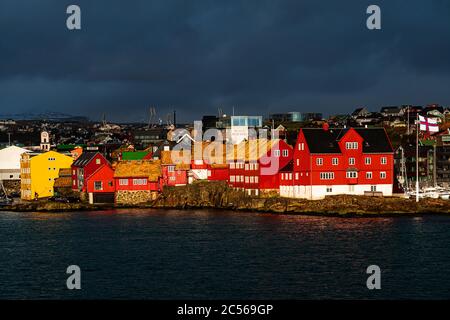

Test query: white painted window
[250,176,254,183]
[326,187,333,193]
[346,142,358,150]
[320,172,334,180]
[346,171,358,178]
[298,143,305,151]
[230,162,235,169]
[273,150,280,157]
[296,159,300,166]
[381,157,387,165]
[282,149,288,157]
[380,172,387,179]
[366,172,373,179]
[96,158,101,165]
[332,158,338,165]
[255,176,259,183]
[168,166,175,172]
[94,181,103,191]
[245,164,249,170]
[245,176,249,183]
[349,185,355,192]
[316,158,323,166]
[371,186,377,192]
[349,158,355,165]
[119,179,128,186]
[295,173,299,180]
[133,179,147,185]
[365,157,371,165]
[230,176,235,182]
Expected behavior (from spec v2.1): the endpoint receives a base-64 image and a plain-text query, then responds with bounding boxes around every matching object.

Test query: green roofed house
[121,151,152,161]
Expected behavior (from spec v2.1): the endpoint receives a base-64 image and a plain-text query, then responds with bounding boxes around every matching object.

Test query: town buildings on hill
[2,102,450,204]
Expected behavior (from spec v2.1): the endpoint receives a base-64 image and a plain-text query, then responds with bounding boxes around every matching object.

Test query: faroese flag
[419,115,439,132]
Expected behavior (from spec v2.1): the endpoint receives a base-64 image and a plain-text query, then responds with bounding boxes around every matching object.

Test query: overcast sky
[1,0,450,122]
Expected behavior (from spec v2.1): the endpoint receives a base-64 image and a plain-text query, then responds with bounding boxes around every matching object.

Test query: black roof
[72,152,98,167]
[280,160,293,172]
[301,128,393,154]
[302,129,341,154]
[346,128,393,153]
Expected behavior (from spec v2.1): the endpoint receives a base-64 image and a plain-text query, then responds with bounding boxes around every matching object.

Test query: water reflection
[1,209,449,299]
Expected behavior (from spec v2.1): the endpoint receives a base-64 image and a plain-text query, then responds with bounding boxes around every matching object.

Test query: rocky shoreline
[2,181,450,216]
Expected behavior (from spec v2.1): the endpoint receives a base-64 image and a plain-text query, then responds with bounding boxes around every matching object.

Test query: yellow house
[20,151,74,200]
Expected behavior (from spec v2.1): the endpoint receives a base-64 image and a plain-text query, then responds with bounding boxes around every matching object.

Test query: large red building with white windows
[280,127,394,199]
[229,139,293,195]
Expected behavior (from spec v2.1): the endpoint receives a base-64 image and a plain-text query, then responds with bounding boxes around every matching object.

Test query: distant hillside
[0,111,89,122]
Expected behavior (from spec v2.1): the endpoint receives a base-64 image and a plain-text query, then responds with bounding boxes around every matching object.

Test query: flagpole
[416,113,419,203]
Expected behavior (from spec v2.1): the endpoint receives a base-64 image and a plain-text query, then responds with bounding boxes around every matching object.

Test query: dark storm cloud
[0,0,450,122]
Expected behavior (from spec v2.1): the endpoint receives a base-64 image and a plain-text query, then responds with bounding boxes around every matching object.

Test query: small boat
[440,194,450,200]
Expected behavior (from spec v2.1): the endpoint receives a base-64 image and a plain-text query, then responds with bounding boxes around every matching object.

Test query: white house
[0,146,30,180]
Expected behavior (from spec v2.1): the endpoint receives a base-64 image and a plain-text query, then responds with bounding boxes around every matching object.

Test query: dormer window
[346,142,358,150]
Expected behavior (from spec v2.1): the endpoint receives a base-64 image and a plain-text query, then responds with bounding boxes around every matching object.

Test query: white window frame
[320,172,334,180]
[349,157,355,165]
[346,171,358,179]
[346,142,358,150]
[332,158,338,165]
[316,158,323,166]
[94,181,103,191]
[380,171,387,179]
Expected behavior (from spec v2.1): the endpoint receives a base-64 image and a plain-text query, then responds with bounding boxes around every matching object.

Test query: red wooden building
[229,139,293,195]
[280,127,394,199]
[113,160,163,204]
[71,152,109,192]
[204,142,230,181]
[86,164,115,204]
[161,150,189,186]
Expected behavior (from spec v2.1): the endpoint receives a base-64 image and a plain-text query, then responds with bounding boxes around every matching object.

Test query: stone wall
[2,180,20,194]
[115,190,158,204]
